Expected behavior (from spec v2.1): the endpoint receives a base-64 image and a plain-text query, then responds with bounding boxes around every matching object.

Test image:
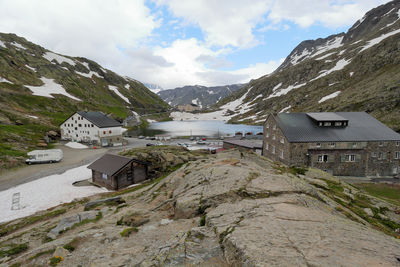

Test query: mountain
[143,83,164,94]
[158,84,244,109]
[212,0,400,131]
[0,32,169,168]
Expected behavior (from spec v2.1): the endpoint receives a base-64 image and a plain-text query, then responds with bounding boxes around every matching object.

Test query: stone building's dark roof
[77,111,122,128]
[274,112,400,142]
[87,154,133,176]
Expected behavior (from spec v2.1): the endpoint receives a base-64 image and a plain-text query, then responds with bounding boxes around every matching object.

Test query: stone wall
[262,115,290,165]
[92,170,116,190]
[366,141,400,177]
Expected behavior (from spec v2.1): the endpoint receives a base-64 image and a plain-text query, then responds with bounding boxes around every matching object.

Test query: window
[345,155,356,162]
[78,124,82,127]
[280,138,284,144]
[324,122,331,126]
[352,142,357,148]
[395,152,399,159]
[102,173,108,179]
[280,150,284,159]
[379,141,383,147]
[378,152,383,159]
[371,152,377,158]
[91,124,94,127]
[266,123,269,129]
[68,130,70,133]
[109,130,112,134]
[265,143,269,150]
[316,143,321,148]
[266,132,269,138]
[319,122,323,126]
[396,141,400,146]
[103,131,106,134]
[334,122,342,126]
[84,124,86,127]
[75,120,77,124]
[318,155,328,162]
[272,135,276,140]
[330,142,335,148]
[272,145,275,154]
[273,125,276,130]
[74,127,77,130]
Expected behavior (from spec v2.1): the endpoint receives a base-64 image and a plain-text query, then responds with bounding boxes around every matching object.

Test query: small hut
[87,154,148,190]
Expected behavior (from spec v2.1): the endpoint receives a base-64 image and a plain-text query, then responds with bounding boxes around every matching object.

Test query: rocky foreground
[1,149,400,266]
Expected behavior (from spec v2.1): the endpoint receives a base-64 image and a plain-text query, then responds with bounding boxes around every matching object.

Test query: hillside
[159,84,243,109]
[0,33,169,168]
[213,0,400,131]
[1,149,400,266]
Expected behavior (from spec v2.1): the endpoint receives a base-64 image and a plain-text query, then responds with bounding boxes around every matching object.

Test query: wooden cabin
[87,154,148,190]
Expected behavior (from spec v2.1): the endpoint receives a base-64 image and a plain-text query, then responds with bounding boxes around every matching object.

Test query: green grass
[0,243,28,258]
[354,183,400,206]
[0,209,66,237]
[120,227,138,237]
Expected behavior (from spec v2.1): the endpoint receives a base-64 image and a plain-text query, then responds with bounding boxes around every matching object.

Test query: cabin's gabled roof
[77,111,122,128]
[87,154,133,176]
[273,112,400,142]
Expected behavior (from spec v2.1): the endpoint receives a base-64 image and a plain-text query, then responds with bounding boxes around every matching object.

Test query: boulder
[53,247,70,258]
[47,211,99,239]
[364,208,374,217]
[84,196,125,211]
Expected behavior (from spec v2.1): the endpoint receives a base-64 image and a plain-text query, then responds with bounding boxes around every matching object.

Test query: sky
[0,0,392,89]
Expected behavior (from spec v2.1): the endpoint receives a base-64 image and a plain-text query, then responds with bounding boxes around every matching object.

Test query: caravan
[26,149,63,164]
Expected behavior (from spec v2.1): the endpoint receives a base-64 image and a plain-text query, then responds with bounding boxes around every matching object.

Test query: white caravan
[26,149,63,164]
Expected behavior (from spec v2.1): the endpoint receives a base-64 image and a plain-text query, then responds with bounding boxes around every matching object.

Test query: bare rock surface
[1,149,400,266]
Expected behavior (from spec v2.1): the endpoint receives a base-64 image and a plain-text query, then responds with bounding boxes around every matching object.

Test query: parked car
[146,143,154,147]
[145,136,150,140]
[202,138,207,141]
[196,141,206,145]
[138,135,145,139]
[150,137,156,140]
[209,148,217,154]
[26,149,63,164]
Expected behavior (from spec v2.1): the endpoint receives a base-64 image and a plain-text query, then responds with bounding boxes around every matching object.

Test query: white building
[60,111,124,147]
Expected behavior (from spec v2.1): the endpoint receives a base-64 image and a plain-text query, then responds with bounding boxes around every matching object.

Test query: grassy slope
[0,33,169,168]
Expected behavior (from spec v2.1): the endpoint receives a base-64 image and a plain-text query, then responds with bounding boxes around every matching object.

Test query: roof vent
[306,112,348,127]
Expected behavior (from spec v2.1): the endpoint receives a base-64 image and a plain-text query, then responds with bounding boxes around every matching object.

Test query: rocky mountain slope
[213,0,400,131]
[0,33,169,168]
[1,149,400,266]
[159,84,243,109]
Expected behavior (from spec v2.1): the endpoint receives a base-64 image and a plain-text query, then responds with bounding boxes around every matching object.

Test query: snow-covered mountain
[211,0,400,131]
[143,83,164,94]
[158,84,243,109]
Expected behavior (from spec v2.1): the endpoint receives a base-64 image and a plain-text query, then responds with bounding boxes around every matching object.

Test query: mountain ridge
[212,0,400,131]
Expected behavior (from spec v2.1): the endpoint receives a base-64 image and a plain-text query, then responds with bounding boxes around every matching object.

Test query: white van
[26,149,63,164]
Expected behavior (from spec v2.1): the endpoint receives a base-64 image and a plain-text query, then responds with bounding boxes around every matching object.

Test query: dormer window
[334,122,342,126]
[323,122,331,126]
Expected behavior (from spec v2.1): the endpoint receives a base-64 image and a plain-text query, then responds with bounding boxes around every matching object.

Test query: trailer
[26,149,63,164]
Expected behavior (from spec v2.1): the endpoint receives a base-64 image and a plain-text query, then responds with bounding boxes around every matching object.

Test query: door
[101,138,108,147]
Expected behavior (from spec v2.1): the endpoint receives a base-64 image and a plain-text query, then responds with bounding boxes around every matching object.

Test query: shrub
[49,256,63,266]
[120,227,138,237]
[199,215,206,226]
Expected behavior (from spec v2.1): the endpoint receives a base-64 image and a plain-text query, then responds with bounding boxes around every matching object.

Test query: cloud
[0,0,158,66]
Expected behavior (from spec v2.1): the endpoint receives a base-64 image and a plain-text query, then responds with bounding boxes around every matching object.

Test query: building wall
[92,162,148,190]
[261,114,400,177]
[262,115,290,165]
[60,112,123,146]
[222,141,256,152]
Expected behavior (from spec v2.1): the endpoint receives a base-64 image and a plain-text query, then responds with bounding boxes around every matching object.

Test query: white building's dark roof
[274,112,400,142]
[77,111,122,128]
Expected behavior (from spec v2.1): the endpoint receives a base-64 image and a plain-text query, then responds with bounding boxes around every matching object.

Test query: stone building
[263,112,400,177]
[223,139,263,155]
[87,154,148,190]
[60,111,124,147]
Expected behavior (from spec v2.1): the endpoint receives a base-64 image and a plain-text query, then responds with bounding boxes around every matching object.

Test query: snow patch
[318,91,341,103]
[25,65,36,72]
[125,84,130,90]
[279,105,292,113]
[312,36,344,57]
[65,142,88,149]
[0,40,6,48]
[349,72,354,77]
[266,83,307,99]
[311,59,351,82]
[76,70,101,78]
[315,52,336,60]
[290,48,312,65]
[11,42,26,50]
[43,52,76,66]
[109,85,131,104]
[81,61,90,70]
[27,115,38,119]
[360,29,400,52]
[26,77,81,101]
[0,77,13,84]
[0,164,108,223]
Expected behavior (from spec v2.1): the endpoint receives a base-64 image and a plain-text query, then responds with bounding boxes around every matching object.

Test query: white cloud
[0,0,158,66]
